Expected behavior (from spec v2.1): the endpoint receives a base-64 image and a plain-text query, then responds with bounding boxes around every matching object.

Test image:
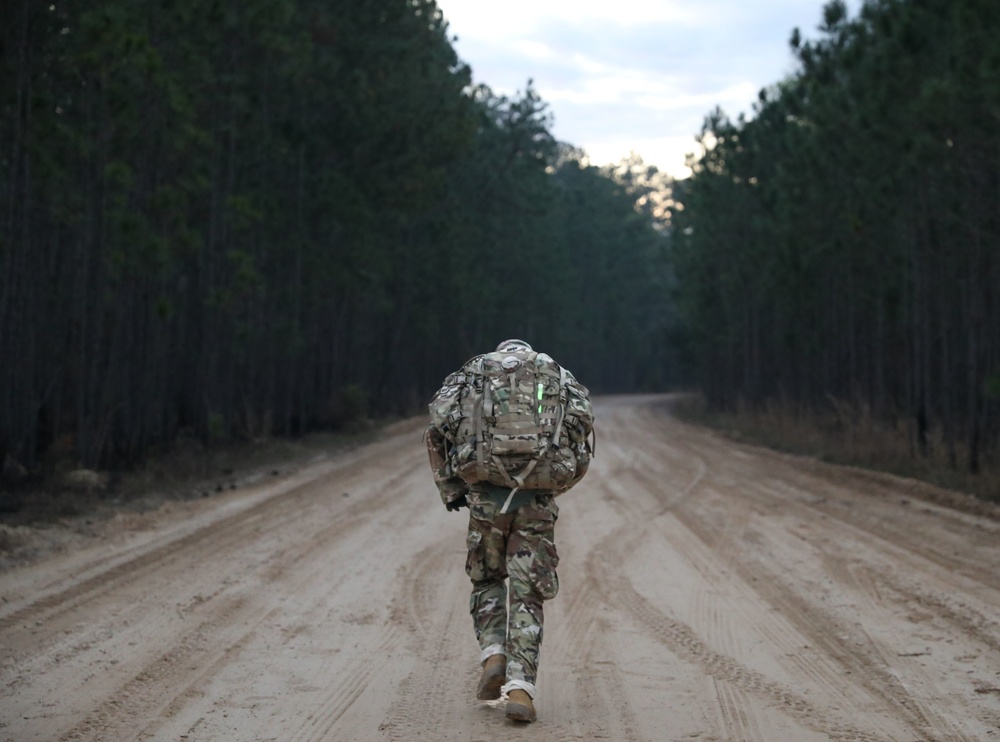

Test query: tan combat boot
[476,654,506,700]
[505,689,536,722]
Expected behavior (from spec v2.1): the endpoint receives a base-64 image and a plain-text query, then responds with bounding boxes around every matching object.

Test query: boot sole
[506,701,536,722]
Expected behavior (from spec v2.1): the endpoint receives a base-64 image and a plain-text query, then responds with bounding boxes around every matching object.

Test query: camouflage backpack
[428,345,594,506]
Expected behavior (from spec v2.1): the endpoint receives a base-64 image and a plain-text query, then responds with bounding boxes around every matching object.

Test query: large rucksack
[428,348,594,503]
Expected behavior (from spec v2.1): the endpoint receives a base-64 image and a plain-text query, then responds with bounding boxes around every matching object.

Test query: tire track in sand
[379,542,475,742]
[588,517,885,742]
[49,454,421,741]
[665,444,990,741]
[587,411,885,742]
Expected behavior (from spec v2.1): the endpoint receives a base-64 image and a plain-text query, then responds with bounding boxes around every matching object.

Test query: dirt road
[2,395,1000,741]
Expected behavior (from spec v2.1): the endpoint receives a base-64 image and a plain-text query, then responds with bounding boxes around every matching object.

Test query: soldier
[425,339,593,723]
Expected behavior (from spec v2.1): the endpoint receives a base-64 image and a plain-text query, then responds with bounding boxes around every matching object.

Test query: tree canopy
[0,0,672,474]
[673,0,1000,472]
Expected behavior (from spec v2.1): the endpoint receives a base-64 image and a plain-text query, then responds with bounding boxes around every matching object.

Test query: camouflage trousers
[465,492,559,697]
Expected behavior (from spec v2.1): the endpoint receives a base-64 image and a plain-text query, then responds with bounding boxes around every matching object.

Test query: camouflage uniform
[425,430,561,699]
[425,339,592,705]
[465,485,559,698]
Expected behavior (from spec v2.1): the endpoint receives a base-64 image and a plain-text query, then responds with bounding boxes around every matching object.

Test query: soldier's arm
[424,424,469,507]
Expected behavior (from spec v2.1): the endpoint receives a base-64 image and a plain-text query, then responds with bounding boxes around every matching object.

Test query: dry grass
[671,394,1000,504]
[0,424,386,530]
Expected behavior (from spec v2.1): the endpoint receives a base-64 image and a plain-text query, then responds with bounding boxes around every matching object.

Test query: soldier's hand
[446,494,468,511]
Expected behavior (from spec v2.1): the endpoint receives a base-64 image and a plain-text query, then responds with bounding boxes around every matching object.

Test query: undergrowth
[0,424,385,529]
[671,394,1000,505]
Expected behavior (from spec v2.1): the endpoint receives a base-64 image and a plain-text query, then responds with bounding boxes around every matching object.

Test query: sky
[434,0,862,178]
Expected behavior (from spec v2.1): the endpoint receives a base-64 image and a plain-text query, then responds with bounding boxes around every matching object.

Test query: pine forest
[2,0,998,496]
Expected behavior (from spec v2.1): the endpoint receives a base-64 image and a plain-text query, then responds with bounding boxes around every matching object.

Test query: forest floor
[2,395,1000,741]
[0,426,383,570]
[672,395,1000,509]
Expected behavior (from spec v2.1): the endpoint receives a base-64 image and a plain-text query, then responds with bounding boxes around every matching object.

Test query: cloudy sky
[435,0,862,178]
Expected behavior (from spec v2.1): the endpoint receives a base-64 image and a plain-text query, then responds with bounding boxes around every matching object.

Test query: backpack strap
[551,366,569,445]
[474,372,490,483]
[498,458,539,513]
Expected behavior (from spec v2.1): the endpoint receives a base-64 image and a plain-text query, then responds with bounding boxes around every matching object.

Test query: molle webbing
[476,351,560,493]
[428,348,591,498]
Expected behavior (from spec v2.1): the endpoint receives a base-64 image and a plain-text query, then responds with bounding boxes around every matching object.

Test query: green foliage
[334,385,370,429]
[207,413,227,442]
[986,377,1000,402]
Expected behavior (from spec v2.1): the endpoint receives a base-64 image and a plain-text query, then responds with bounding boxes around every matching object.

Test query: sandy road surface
[2,395,1000,741]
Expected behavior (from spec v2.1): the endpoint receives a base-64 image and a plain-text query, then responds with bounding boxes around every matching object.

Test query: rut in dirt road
[2,396,1000,741]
